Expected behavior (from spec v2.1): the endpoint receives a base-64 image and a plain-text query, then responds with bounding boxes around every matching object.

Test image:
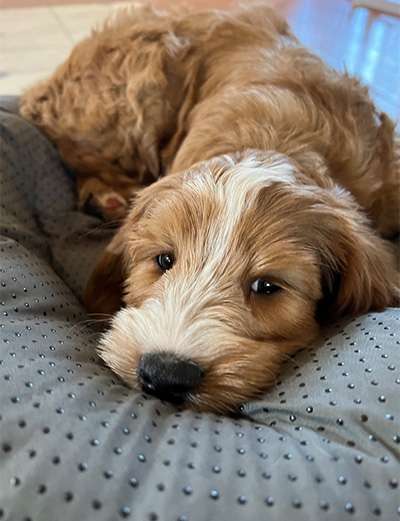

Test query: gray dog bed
[0,99,399,521]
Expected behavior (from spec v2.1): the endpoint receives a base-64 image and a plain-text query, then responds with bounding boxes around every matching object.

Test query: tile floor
[0,2,130,95]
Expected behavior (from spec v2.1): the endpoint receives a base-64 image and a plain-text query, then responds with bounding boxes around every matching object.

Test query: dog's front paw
[78,177,140,223]
[82,191,128,222]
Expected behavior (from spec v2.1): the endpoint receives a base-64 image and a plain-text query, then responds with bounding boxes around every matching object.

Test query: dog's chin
[97,322,306,414]
[175,392,247,415]
[101,361,275,414]
[179,383,268,415]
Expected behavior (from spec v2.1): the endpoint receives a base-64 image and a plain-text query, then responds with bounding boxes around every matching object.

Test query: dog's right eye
[156,253,174,272]
[250,278,281,295]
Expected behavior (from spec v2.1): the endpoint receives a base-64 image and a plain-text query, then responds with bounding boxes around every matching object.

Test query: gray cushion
[0,102,399,521]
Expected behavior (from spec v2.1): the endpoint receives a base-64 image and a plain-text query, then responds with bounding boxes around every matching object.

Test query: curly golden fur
[21,3,399,413]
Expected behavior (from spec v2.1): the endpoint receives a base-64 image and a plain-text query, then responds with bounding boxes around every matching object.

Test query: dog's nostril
[138,352,204,402]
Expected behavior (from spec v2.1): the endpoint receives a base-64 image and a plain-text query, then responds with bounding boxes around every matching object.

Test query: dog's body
[21,3,399,412]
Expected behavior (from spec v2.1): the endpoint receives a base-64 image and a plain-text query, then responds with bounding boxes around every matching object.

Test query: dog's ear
[84,229,127,316]
[314,189,399,318]
[84,174,184,316]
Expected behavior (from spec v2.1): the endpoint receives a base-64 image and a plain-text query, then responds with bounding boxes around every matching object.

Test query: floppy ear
[315,190,399,318]
[84,230,127,316]
[84,173,184,316]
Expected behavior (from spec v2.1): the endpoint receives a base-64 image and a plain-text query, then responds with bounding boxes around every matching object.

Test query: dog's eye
[156,253,174,272]
[250,279,281,295]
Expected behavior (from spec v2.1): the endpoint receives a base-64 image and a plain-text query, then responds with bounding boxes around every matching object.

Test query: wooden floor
[0,0,399,120]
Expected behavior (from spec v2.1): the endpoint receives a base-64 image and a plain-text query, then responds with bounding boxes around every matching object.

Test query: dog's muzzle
[138,352,204,403]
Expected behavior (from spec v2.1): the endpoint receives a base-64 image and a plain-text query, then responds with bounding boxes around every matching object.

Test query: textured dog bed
[0,99,399,521]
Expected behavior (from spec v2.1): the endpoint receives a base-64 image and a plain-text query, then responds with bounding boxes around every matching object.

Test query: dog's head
[85,151,398,413]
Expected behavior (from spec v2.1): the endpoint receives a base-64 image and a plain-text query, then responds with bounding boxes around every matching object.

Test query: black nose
[139,352,204,403]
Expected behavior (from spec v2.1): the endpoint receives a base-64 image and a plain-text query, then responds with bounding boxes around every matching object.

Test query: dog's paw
[78,177,134,223]
[82,191,129,222]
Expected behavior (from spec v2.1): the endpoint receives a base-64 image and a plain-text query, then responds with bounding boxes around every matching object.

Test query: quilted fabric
[0,103,399,521]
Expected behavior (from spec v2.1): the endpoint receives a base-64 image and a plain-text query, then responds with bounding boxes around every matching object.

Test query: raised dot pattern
[0,103,399,521]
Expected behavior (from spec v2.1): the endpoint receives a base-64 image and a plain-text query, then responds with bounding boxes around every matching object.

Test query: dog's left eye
[250,279,281,295]
[156,253,174,272]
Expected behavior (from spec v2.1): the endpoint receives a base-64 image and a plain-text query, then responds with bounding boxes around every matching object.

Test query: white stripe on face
[184,151,296,269]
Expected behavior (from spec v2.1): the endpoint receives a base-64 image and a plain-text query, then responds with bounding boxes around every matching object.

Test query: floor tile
[50,3,126,42]
[0,71,49,95]
[1,47,71,75]
[0,3,130,94]
[0,7,70,50]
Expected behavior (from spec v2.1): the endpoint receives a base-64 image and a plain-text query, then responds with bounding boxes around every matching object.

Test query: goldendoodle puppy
[21,3,399,412]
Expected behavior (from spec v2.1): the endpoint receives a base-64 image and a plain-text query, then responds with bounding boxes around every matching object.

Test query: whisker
[278,351,303,370]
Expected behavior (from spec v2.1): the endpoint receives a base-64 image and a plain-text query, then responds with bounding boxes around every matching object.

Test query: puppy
[20,3,399,413]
